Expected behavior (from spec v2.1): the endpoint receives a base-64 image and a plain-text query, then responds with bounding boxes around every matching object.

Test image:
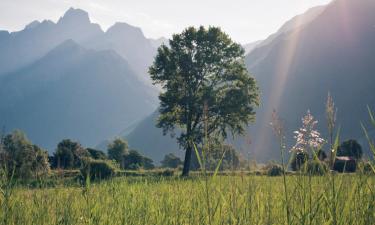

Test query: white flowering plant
[291,110,325,156]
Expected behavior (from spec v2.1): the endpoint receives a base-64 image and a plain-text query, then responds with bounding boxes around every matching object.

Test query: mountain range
[122,0,375,162]
[245,0,375,160]
[1,0,374,162]
[0,8,160,151]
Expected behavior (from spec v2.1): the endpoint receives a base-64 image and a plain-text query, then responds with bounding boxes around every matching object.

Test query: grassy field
[0,173,374,225]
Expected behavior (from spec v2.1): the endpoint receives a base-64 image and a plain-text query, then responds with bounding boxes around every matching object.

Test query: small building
[333,156,357,172]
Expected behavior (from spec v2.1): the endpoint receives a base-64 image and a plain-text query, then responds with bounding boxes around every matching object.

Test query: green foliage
[2,175,373,224]
[0,130,49,179]
[80,159,116,181]
[306,160,328,176]
[149,26,259,175]
[87,148,107,160]
[161,153,183,168]
[358,161,374,175]
[107,138,129,167]
[266,163,284,176]
[157,168,175,177]
[190,143,242,171]
[316,149,327,161]
[337,139,363,160]
[123,150,155,170]
[54,139,89,169]
[142,157,155,170]
[290,151,308,171]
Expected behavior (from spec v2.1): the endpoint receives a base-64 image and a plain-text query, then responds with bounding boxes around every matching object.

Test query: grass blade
[367,105,375,126]
[193,142,203,170]
[213,149,227,178]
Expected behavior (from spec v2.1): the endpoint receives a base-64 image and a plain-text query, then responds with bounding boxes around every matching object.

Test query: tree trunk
[182,144,192,176]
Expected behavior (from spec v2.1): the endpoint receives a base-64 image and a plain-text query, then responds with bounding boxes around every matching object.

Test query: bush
[267,164,283,176]
[358,161,374,175]
[80,160,116,181]
[291,151,308,171]
[306,160,328,176]
[87,148,107,160]
[316,149,327,161]
[0,130,50,179]
[161,153,183,169]
[190,143,242,171]
[157,169,175,177]
[123,150,155,170]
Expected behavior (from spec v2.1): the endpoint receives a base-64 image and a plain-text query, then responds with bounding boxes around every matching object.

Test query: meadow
[0,173,374,225]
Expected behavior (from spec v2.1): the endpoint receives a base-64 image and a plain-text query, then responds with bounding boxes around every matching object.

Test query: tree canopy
[149,26,259,175]
[123,150,155,170]
[161,153,183,169]
[107,138,129,168]
[0,130,49,179]
[54,139,89,169]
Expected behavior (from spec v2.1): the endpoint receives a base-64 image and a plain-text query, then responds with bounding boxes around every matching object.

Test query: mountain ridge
[0,39,158,151]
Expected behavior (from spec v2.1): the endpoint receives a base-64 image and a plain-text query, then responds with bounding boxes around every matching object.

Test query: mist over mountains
[1,0,374,162]
[122,0,375,162]
[0,7,160,151]
[245,0,375,160]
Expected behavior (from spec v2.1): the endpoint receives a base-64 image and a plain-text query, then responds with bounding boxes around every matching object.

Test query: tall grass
[0,107,374,225]
[0,175,373,225]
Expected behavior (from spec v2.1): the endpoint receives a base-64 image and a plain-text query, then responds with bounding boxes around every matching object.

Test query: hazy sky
[0,0,332,43]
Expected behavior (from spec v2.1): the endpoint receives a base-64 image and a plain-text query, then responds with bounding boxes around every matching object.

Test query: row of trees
[0,129,245,178]
[0,130,176,179]
[0,26,263,178]
[0,129,247,180]
[50,138,155,171]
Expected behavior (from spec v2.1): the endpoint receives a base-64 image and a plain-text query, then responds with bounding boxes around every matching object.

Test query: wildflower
[291,110,325,154]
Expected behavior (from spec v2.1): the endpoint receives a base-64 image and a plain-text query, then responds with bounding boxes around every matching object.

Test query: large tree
[149,26,259,176]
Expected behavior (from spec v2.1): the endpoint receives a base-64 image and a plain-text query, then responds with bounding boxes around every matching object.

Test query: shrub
[306,160,328,176]
[267,164,283,176]
[87,148,107,160]
[0,130,50,179]
[158,169,175,177]
[161,153,183,169]
[291,151,308,171]
[190,142,242,171]
[80,160,116,181]
[143,157,155,170]
[358,161,374,175]
[316,149,327,161]
[123,150,155,170]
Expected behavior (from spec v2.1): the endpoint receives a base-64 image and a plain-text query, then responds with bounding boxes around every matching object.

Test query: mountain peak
[58,7,90,25]
[106,22,144,37]
[45,39,85,58]
[25,20,41,30]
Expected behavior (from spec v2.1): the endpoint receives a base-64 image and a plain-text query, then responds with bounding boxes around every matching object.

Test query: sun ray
[253,16,304,156]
